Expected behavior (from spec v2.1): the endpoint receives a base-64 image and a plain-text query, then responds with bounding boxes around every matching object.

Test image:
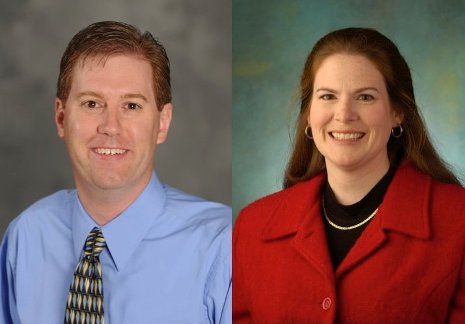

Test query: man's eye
[127,102,141,110]
[358,94,374,101]
[84,100,98,108]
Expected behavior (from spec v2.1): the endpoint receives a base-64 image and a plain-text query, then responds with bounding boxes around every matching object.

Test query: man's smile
[93,148,127,155]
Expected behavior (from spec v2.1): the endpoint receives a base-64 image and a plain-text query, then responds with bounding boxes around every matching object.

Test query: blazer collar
[379,163,431,239]
[260,172,325,240]
[260,163,431,241]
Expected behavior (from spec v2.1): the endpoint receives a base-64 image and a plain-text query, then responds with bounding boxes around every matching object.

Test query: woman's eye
[358,94,374,101]
[127,102,141,110]
[320,94,335,101]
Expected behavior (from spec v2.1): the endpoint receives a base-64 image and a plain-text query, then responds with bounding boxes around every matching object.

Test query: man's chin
[78,173,130,192]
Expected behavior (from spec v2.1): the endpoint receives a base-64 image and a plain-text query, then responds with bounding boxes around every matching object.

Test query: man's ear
[156,103,173,144]
[55,98,66,139]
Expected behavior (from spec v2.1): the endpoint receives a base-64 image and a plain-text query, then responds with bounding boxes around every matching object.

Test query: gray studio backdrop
[0,0,231,237]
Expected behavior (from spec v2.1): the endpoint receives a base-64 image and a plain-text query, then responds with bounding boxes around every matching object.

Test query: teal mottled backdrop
[233,0,465,219]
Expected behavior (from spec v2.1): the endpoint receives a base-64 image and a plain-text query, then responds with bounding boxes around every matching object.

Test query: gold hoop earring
[391,124,403,138]
[304,126,313,140]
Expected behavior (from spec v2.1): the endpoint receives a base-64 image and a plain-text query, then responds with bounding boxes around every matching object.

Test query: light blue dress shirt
[0,173,231,324]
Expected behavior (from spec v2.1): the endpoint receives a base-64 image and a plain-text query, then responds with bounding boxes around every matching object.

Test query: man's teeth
[95,148,126,155]
[331,132,364,140]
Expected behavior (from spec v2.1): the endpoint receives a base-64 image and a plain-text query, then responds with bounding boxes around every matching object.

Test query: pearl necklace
[322,195,378,231]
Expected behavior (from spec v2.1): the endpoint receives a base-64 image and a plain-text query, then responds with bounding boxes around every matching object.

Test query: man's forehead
[67,54,157,102]
[74,53,150,71]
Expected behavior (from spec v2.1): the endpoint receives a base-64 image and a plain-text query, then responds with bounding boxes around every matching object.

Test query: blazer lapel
[292,199,335,283]
[261,173,335,283]
[259,163,431,282]
[335,216,387,277]
[336,163,431,277]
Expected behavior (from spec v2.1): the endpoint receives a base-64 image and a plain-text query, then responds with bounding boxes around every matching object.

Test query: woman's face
[308,54,402,174]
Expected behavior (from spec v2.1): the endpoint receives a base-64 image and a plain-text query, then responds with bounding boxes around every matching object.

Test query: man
[0,21,231,323]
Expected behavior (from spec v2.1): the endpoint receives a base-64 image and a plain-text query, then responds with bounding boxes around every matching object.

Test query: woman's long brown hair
[284,28,460,188]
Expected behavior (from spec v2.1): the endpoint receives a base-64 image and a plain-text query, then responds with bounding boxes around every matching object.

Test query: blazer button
[322,297,332,310]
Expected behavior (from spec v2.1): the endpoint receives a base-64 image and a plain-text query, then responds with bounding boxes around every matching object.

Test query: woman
[233,28,465,323]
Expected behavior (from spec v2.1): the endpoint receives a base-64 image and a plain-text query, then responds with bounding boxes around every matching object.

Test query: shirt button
[322,297,332,310]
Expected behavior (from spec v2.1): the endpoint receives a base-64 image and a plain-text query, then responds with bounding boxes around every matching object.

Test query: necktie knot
[84,227,106,257]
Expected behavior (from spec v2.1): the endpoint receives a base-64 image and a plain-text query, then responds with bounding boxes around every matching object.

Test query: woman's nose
[334,98,357,122]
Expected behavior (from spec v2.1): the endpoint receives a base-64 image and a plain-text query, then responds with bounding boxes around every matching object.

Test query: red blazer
[233,164,465,323]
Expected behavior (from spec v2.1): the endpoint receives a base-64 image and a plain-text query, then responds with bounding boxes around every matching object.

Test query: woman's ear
[392,106,404,126]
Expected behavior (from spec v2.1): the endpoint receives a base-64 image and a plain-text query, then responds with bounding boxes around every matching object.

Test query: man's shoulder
[19,189,75,216]
[161,183,231,229]
[7,189,75,234]
[2,189,75,263]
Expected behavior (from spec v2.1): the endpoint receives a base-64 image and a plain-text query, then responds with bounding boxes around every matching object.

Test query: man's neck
[76,179,150,225]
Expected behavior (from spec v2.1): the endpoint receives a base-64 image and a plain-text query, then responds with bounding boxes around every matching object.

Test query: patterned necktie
[65,227,106,324]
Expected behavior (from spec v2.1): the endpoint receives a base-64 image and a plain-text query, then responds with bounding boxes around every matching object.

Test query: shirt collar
[72,192,99,260]
[71,172,166,271]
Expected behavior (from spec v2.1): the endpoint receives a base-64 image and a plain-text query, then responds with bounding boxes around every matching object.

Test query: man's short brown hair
[56,21,171,110]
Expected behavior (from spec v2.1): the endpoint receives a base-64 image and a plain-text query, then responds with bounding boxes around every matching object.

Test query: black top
[322,167,396,269]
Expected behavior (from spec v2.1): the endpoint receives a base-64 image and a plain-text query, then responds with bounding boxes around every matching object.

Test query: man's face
[55,55,172,197]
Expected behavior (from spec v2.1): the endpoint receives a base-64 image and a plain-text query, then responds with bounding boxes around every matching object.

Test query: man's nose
[97,106,122,136]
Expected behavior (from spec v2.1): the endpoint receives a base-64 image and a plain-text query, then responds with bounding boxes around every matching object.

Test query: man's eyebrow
[75,92,148,102]
[121,93,148,102]
[77,91,104,99]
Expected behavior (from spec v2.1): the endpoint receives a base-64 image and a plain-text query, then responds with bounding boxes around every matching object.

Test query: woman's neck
[326,160,390,205]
